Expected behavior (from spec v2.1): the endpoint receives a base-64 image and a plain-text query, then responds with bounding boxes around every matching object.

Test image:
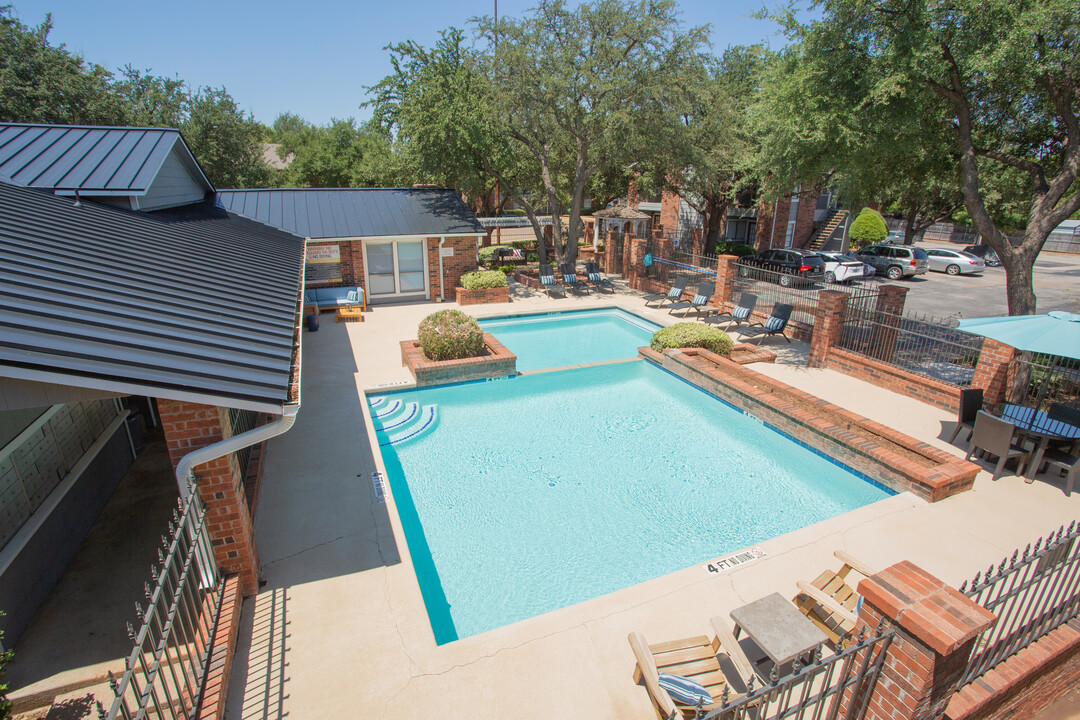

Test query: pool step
[379,405,437,446]
[369,398,439,446]
[371,398,405,420]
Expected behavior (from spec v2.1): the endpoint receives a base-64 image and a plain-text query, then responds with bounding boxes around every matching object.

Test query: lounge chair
[965,410,1030,481]
[537,264,567,297]
[559,263,590,294]
[667,281,716,319]
[644,276,687,308]
[947,388,983,444]
[585,262,614,292]
[703,292,757,330]
[737,303,793,344]
[793,551,876,649]
[628,617,754,719]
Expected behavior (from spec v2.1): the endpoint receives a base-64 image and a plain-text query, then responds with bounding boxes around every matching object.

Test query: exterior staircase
[807,210,849,251]
[369,397,438,447]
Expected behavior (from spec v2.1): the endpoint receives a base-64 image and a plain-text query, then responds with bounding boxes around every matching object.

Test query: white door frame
[361,237,431,302]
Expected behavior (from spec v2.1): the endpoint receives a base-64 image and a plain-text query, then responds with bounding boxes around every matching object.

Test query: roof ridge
[217,186,454,192]
[0,121,182,133]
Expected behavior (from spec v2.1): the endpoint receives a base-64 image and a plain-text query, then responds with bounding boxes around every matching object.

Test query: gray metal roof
[0,123,213,195]
[0,181,303,413]
[215,188,485,239]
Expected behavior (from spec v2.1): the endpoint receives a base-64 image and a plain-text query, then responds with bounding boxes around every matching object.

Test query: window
[364,239,429,298]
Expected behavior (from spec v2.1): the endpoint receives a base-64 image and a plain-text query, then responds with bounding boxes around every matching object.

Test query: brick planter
[513,269,541,288]
[728,342,777,365]
[456,285,510,305]
[401,333,517,387]
[640,346,979,501]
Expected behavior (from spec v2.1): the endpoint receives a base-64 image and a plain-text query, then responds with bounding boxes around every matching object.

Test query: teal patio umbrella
[957,311,1080,361]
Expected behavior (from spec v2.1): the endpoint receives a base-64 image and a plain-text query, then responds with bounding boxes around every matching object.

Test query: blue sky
[11,0,790,126]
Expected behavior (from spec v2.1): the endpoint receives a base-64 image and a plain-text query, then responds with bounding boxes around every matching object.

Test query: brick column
[810,290,851,368]
[604,230,617,274]
[657,235,674,282]
[972,339,1017,404]
[713,254,739,310]
[875,284,910,316]
[622,233,635,280]
[158,399,260,596]
[869,284,910,364]
[628,236,648,290]
[851,562,995,720]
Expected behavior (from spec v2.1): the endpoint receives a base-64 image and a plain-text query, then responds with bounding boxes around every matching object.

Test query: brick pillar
[869,284,910,363]
[972,339,1017,404]
[810,290,851,368]
[660,188,680,231]
[604,230,617,274]
[851,562,995,720]
[628,236,648,289]
[875,284,909,316]
[713,255,739,309]
[622,233,635,280]
[657,235,673,282]
[158,399,260,596]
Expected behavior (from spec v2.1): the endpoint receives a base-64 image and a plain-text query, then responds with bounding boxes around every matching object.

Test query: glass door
[364,239,428,299]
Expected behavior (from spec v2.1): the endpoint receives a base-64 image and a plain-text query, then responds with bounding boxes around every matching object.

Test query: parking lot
[850,241,1080,320]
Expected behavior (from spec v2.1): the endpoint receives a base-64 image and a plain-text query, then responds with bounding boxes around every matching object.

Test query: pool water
[371,361,891,644]
[479,308,660,371]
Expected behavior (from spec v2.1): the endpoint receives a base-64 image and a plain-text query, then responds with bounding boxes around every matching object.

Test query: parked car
[853,244,929,280]
[735,248,826,287]
[924,248,985,275]
[962,244,1002,267]
[817,252,870,283]
[884,231,906,244]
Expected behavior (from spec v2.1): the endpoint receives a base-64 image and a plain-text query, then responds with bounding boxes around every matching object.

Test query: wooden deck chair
[793,551,877,649]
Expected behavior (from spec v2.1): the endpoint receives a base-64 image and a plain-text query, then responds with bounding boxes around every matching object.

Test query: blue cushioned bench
[303,286,366,314]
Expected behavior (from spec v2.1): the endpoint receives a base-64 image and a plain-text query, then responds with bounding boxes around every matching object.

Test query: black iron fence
[228,408,260,484]
[732,266,881,328]
[837,309,984,386]
[101,482,223,720]
[671,248,720,271]
[958,522,1080,688]
[1005,354,1080,411]
[698,627,894,720]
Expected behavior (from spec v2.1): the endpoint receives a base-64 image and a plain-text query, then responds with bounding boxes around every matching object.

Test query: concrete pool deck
[224,284,1080,720]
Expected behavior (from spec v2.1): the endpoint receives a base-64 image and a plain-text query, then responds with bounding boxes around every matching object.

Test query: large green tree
[273,115,396,188]
[181,87,273,189]
[761,0,1079,314]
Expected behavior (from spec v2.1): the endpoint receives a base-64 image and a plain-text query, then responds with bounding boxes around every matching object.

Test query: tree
[181,87,272,188]
[0,7,127,125]
[276,117,396,188]
[762,0,1080,315]
[848,207,887,247]
[113,66,189,128]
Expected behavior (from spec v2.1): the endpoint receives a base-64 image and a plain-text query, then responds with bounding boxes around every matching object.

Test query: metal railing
[958,522,1080,688]
[1006,354,1080,411]
[732,266,881,328]
[671,248,720,270]
[650,258,716,292]
[228,408,260,483]
[100,481,223,720]
[837,309,984,386]
[697,627,894,720]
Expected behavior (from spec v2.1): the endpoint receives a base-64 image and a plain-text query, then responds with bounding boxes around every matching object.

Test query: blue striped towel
[765,316,785,331]
[658,673,713,706]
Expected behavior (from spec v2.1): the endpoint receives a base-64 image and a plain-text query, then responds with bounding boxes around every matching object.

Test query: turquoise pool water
[370,361,891,644]
[479,308,660,371]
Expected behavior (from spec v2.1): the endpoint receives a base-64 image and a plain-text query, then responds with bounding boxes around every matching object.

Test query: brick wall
[791,189,817,249]
[427,235,480,300]
[194,574,243,720]
[455,285,509,305]
[401,333,517,386]
[660,188,679,233]
[971,339,1016,405]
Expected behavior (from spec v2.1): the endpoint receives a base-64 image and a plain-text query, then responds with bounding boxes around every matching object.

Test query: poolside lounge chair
[585,262,614,292]
[737,303,793,344]
[559,263,590,294]
[667,281,716,319]
[947,388,983,444]
[703,292,757,330]
[538,264,567,297]
[644,276,687,308]
[629,617,754,719]
[966,410,1030,481]
[793,551,876,649]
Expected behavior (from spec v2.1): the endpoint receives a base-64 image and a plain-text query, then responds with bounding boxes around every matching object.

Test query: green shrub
[498,265,516,275]
[418,310,485,361]
[650,322,734,355]
[459,269,508,290]
[478,246,498,266]
[714,240,757,257]
[849,208,888,248]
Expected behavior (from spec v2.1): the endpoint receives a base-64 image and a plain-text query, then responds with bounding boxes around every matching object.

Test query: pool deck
[225,283,1080,720]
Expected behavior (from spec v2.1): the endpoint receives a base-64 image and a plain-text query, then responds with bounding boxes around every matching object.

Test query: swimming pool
[478,308,660,371]
[370,360,891,644]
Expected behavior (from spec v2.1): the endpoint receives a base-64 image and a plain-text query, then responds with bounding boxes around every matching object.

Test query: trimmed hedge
[478,246,499,266]
[459,269,509,289]
[714,241,757,257]
[418,310,485,361]
[650,322,734,356]
[849,208,888,248]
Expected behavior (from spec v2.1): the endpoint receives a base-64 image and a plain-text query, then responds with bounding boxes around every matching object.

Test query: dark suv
[853,244,929,280]
[735,249,826,287]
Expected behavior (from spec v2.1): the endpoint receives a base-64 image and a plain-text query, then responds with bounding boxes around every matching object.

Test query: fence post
[713,255,739,310]
[604,230,617,274]
[971,339,1017,405]
[657,232,673,282]
[866,285,909,363]
[809,290,850,368]
[847,562,996,720]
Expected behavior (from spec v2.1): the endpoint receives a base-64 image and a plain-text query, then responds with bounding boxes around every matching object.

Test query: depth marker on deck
[703,547,766,574]
[371,471,386,504]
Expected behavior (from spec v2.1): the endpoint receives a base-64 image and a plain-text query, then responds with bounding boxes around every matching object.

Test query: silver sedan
[924,248,985,275]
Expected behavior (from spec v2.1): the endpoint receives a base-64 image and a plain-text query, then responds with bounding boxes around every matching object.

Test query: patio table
[730,592,828,668]
[998,404,1080,480]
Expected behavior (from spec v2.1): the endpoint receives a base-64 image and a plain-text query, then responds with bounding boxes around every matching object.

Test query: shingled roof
[0,182,304,413]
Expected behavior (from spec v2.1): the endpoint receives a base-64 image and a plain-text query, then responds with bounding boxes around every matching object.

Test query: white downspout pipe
[438,236,447,301]
[769,196,780,249]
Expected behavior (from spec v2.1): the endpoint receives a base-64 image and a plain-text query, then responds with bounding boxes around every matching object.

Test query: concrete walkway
[225,284,1080,720]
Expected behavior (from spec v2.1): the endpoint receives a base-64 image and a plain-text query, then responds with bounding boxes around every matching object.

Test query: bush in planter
[418,309,485,361]
[714,240,757,257]
[650,322,734,356]
[498,264,515,275]
[849,207,888,248]
[459,269,508,290]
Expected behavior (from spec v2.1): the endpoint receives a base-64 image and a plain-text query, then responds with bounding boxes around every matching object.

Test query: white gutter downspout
[438,236,447,301]
[769,196,780,249]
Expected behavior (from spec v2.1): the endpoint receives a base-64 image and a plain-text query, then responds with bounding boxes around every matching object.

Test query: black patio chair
[966,410,1030,481]
[737,303,794,344]
[643,276,687,308]
[704,292,757,329]
[559,263,590,294]
[538,264,567,297]
[667,281,716,320]
[585,262,614,292]
[948,388,984,444]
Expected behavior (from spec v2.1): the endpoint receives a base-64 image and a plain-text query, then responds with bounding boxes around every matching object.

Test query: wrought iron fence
[651,258,717,292]
[837,309,984,386]
[672,248,721,270]
[958,522,1080,688]
[1005,354,1080,412]
[696,627,894,720]
[731,266,881,328]
[100,481,223,720]
[228,408,260,483]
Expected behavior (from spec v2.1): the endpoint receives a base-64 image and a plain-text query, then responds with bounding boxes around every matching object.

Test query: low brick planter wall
[729,343,777,365]
[827,347,963,413]
[513,269,541,288]
[401,333,516,387]
[455,285,510,305]
[640,346,978,501]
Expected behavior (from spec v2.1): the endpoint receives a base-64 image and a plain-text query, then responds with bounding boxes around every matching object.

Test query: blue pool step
[369,398,438,446]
